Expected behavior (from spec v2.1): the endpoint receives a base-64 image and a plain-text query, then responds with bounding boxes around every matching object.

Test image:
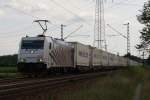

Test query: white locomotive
[18,35,74,73]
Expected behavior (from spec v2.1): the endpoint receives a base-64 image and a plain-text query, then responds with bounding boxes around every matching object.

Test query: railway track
[0,71,114,99]
[0,74,67,85]
[0,77,28,85]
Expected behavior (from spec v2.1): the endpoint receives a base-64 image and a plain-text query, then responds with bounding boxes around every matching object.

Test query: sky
[0,0,148,57]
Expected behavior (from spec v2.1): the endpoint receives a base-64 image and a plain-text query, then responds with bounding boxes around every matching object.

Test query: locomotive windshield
[21,40,44,49]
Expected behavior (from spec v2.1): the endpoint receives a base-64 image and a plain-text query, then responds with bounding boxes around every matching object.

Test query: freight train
[17,35,141,74]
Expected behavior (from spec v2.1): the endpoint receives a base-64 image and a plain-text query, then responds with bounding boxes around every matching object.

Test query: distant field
[49,66,150,100]
[0,67,18,78]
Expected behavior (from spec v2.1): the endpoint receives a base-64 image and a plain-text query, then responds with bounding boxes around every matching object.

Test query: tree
[0,54,18,67]
[137,0,150,50]
[146,55,150,65]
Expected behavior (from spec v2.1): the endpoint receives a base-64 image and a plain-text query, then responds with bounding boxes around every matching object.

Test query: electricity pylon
[94,0,107,50]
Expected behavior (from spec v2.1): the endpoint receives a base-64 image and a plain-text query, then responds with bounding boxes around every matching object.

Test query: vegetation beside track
[50,66,150,100]
[0,54,17,67]
[0,54,18,78]
[0,67,18,78]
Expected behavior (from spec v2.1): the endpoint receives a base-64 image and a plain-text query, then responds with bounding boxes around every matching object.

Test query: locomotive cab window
[21,40,44,49]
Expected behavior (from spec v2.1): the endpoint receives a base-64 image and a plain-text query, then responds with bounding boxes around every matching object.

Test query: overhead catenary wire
[64,25,83,40]
[107,24,127,39]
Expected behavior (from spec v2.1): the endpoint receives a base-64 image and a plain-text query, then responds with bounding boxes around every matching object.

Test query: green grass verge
[0,67,17,73]
[0,67,18,78]
[0,73,18,78]
[49,66,150,100]
[60,74,137,100]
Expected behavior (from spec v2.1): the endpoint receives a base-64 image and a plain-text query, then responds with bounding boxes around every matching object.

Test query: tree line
[0,54,17,67]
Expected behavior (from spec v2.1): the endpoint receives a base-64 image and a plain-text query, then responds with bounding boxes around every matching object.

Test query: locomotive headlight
[38,58,43,62]
[39,58,43,62]
[20,58,26,62]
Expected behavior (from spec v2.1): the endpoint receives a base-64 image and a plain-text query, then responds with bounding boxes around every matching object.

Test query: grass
[0,73,18,78]
[141,67,150,100]
[0,67,17,73]
[49,66,150,100]
[0,67,18,78]
[60,73,137,100]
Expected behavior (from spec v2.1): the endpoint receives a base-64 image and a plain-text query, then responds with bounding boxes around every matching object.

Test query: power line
[4,5,39,19]
[4,5,61,25]
[0,24,33,36]
[107,24,127,38]
[3,1,93,36]
[49,0,91,26]
[106,0,130,9]
[60,0,81,11]
[47,21,81,33]
[64,25,83,40]
[117,3,143,7]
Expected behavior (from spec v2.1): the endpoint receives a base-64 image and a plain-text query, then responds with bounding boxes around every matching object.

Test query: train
[17,35,141,75]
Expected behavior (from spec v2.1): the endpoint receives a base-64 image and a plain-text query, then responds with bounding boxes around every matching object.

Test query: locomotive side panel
[49,39,74,68]
[49,46,74,68]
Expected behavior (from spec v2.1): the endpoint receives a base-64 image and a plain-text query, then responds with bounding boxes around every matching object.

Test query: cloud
[0,9,4,16]
[10,0,50,12]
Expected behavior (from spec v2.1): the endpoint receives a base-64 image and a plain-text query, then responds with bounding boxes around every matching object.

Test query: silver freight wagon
[101,50,109,66]
[92,48,102,67]
[70,42,91,70]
